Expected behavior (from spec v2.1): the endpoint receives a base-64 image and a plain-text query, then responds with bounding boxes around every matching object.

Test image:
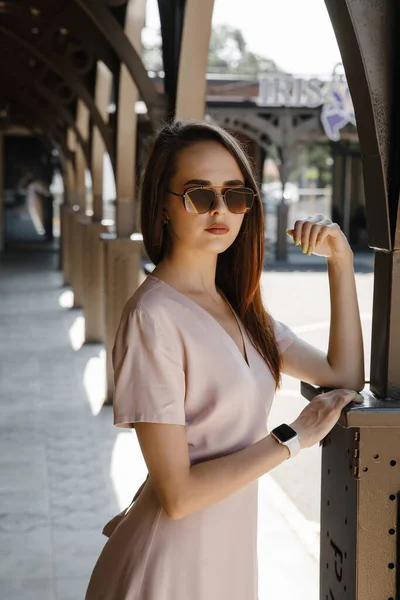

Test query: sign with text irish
[257,73,356,141]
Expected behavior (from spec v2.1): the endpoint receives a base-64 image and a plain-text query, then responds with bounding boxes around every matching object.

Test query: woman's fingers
[292,218,313,249]
[314,222,339,247]
[300,221,314,253]
[287,216,333,255]
[307,226,322,255]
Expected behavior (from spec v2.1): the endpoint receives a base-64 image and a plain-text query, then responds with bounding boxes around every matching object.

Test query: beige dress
[85,274,297,600]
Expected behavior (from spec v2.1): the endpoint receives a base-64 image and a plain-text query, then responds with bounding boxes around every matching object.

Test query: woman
[85,119,364,600]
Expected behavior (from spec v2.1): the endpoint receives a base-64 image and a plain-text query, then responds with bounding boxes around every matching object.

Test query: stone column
[70,101,90,308]
[103,0,146,400]
[82,61,113,342]
[102,234,146,402]
[60,141,77,286]
[175,0,214,120]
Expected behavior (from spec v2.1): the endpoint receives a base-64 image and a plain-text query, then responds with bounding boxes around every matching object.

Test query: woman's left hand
[286,215,353,261]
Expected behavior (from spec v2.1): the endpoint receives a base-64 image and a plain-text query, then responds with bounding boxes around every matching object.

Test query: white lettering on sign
[257,74,356,141]
[258,75,328,108]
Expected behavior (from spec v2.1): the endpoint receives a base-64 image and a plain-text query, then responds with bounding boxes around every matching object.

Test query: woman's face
[163,140,247,256]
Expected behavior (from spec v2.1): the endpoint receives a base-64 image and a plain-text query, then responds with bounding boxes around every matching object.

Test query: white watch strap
[284,433,301,458]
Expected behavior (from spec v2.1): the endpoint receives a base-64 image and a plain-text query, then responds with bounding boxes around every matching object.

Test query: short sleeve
[111,306,186,429]
[270,316,298,354]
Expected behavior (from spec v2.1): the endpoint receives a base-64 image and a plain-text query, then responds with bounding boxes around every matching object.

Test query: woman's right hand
[290,389,363,449]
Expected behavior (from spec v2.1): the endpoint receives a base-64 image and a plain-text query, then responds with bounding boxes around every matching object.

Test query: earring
[162,213,169,225]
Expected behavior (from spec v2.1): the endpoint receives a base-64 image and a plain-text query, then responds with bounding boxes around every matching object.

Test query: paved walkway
[0,250,321,600]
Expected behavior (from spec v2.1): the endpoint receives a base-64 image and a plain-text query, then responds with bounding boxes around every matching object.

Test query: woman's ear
[162,208,169,224]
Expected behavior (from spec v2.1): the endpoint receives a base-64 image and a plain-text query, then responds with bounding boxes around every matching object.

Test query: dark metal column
[157,0,186,117]
[302,2,400,598]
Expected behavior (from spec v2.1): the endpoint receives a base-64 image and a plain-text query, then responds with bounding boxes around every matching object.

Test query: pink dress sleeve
[111,307,186,429]
[271,316,298,354]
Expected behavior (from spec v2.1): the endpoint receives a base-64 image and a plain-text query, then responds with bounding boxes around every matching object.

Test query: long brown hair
[139,119,282,389]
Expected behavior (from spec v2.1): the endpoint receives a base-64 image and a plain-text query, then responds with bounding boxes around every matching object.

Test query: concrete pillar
[342,153,352,239]
[60,205,76,286]
[70,102,90,308]
[114,0,145,236]
[83,222,109,343]
[102,235,145,402]
[103,0,146,398]
[72,215,92,308]
[61,148,77,286]
[276,144,291,261]
[75,100,90,212]
[82,61,113,343]
[349,155,367,247]
[175,0,214,119]
[331,150,344,228]
[92,61,112,223]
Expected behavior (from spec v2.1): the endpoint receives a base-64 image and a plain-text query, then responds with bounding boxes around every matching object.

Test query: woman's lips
[205,227,229,235]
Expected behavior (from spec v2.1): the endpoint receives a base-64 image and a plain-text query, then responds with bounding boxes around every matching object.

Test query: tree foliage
[142,24,279,75]
[208,25,279,74]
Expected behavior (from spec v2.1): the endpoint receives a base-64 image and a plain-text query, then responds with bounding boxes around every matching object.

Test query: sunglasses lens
[225,188,254,213]
[184,188,214,214]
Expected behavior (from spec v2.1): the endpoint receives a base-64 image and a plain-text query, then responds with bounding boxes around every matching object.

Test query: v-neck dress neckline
[147,274,250,369]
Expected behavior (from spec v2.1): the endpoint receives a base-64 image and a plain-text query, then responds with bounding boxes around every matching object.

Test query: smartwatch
[271,424,301,459]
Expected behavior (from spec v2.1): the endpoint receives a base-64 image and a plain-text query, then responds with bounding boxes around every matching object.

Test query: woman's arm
[135,421,289,520]
[135,387,361,520]
[326,253,365,389]
[283,216,365,391]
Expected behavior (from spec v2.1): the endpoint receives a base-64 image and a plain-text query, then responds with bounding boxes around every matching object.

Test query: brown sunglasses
[167,186,255,214]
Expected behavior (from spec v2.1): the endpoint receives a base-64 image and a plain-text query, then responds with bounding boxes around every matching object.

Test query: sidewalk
[0,251,319,600]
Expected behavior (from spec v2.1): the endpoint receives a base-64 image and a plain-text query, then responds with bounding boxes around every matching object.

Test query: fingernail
[307,246,313,256]
[302,243,307,254]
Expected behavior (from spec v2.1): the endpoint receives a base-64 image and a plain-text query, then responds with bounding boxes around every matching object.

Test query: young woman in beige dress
[85,119,364,600]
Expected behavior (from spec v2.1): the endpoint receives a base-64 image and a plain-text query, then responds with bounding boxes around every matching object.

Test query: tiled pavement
[0,250,323,600]
[0,252,121,600]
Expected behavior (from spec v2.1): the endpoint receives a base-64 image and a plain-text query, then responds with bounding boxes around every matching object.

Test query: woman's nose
[209,193,227,214]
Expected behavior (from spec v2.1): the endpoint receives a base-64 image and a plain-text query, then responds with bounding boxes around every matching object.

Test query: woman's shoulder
[120,275,182,328]
[116,276,185,360]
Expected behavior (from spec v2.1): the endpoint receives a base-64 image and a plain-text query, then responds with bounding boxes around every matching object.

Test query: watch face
[273,424,296,443]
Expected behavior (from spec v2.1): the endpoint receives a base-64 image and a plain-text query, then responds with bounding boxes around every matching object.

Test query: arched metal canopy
[0,0,173,163]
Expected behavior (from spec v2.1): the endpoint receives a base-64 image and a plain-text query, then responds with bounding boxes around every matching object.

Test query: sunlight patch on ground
[83,349,107,415]
[58,289,74,308]
[68,315,85,350]
[110,432,149,510]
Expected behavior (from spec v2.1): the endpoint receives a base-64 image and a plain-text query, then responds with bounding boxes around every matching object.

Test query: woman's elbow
[336,373,365,393]
[353,379,365,393]
[161,489,187,520]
